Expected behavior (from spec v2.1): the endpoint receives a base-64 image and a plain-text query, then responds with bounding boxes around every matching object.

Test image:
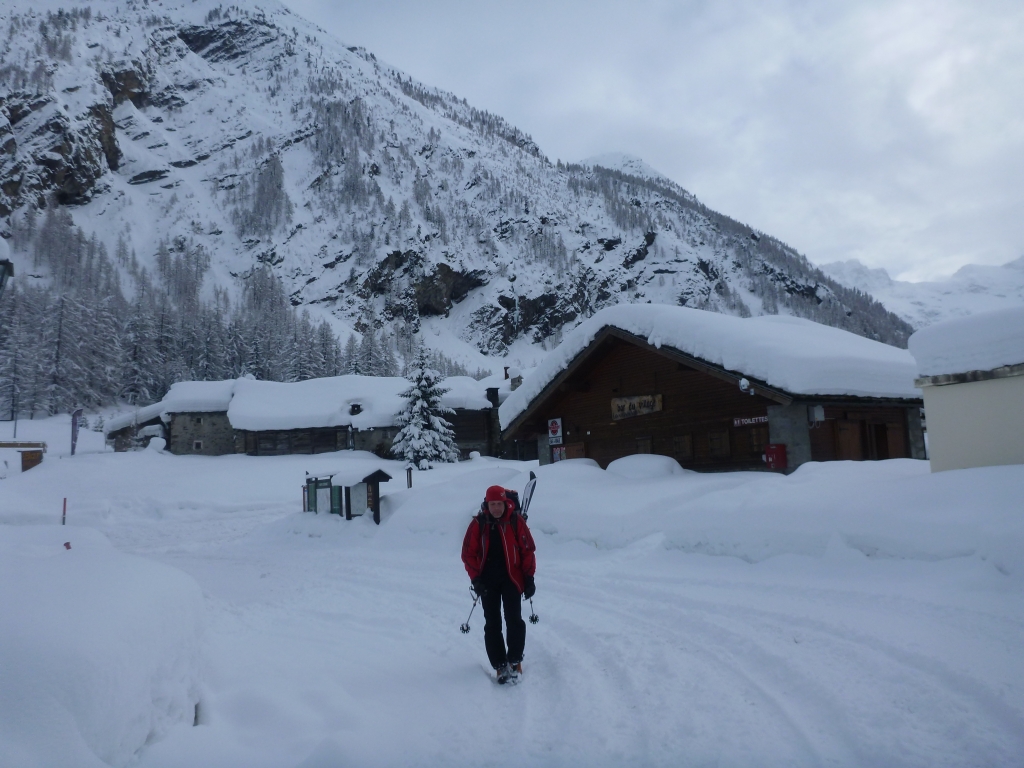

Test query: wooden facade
[807,405,909,461]
[504,328,924,472]
[236,426,351,456]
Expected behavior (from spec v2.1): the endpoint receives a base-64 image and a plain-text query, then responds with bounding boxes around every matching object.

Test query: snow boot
[496,663,519,685]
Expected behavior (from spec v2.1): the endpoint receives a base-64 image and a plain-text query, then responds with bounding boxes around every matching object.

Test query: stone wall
[168,412,235,456]
[767,403,814,471]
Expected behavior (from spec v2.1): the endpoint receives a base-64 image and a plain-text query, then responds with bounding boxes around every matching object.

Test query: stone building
[107,375,503,459]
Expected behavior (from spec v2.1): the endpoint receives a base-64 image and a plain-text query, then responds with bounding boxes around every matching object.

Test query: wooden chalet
[500,306,926,473]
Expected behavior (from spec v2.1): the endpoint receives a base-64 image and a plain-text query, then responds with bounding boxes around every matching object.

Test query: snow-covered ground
[1,417,1022,767]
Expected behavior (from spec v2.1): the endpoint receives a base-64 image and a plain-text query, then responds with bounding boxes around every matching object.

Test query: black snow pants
[481,577,525,669]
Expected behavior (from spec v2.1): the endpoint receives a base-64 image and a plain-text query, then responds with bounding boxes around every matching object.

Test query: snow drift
[0,526,203,768]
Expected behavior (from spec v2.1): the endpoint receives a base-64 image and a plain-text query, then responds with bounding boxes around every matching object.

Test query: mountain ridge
[820,256,1024,329]
[1,0,912,383]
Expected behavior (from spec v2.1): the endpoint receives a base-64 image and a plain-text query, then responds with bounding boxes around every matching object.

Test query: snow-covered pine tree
[390,347,460,469]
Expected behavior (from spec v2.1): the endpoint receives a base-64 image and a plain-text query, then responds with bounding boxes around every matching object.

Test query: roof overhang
[916,361,1024,388]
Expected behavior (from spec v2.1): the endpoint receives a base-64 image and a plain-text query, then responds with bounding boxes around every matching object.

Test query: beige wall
[923,374,1024,472]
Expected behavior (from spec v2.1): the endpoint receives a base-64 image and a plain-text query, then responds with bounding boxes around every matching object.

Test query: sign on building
[548,418,563,445]
[732,415,768,427]
[611,395,663,420]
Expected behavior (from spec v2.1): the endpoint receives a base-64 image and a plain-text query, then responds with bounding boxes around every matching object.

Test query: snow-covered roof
[908,306,1024,377]
[500,305,920,430]
[228,375,491,432]
[106,375,492,436]
[330,464,394,487]
[475,367,537,405]
[162,380,237,414]
[104,403,165,434]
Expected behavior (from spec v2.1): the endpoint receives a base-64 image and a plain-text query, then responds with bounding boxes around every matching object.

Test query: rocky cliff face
[0,0,913,367]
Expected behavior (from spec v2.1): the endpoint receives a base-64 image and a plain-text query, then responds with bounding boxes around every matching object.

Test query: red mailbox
[764,443,787,471]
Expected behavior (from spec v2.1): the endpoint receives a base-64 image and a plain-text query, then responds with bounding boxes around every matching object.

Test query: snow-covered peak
[579,153,672,184]
[820,256,1024,330]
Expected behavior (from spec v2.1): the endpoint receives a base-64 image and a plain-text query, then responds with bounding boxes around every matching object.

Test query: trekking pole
[528,598,539,624]
[460,588,479,633]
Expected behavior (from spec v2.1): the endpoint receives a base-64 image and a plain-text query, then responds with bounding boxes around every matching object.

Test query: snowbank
[0,526,203,768]
[379,457,1024,577]
[606,454,689,479]
[909,305,1024,376]
[500,305,920,428]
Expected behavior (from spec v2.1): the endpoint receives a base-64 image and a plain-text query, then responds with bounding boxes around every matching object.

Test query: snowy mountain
[0,0,912,381]
[820,257,1024,330]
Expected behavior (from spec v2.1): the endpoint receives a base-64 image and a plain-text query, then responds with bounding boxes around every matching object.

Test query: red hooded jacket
[461,500,536,594]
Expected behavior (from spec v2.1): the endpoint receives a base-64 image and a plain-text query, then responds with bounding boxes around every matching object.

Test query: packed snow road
[1,426,1022,766]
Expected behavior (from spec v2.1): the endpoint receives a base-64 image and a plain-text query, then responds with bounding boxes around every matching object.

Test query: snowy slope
[821,256,1024,330]
[0,0,913,375]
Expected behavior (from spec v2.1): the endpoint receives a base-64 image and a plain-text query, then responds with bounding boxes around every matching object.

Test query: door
[809,421,837,461]
[886,422,907,458]
[868,423,889,460]
[564,442,587,459]
[315,484,331,514]
[836,420,864,460]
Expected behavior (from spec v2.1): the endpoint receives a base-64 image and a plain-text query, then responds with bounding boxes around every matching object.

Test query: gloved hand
[523,575,536,600]
[471,578,487,598]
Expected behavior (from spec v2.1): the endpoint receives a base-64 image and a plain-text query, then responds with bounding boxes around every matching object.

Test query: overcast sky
[281,0,1023,281]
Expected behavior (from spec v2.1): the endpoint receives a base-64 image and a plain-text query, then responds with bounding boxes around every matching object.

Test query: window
[636,437,652,454]
[193,440,203,451]
[749,426,768,456]
[194,416,203,425]
[708,430,730,458]
[673,435,693,461]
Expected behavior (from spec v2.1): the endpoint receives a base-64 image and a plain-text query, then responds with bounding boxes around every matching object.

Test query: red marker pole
[62,498,67,526]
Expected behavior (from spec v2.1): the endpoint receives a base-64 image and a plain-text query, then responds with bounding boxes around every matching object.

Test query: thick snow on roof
[501,305,920,429]
[162,379,238,413]
[228,375,491,432]
[105,403,165,434]
[908,306,1024,377]
[475,367,537,405]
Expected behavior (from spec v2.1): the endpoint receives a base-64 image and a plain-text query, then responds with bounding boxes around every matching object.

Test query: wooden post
[406,466,413,488]
[62,498,66,525]
[369,482,380,525]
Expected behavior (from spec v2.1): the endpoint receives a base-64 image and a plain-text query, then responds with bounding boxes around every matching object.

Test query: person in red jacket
[461,484,537,684]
